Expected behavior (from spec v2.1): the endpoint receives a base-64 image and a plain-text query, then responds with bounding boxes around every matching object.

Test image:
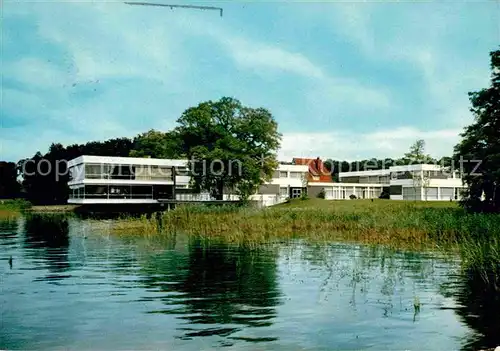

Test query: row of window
[390,170,456,180]
[278,186,382,199]
[397,186,462,200]
[340,176,390,184]
[69,185,174,199]
[278,171,306,179]
[70,164,176,181]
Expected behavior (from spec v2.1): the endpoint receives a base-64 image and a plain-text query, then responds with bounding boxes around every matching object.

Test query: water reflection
[1,215,499,350]
[23,214,71,276]
[445,273,500,351]
[0,217,20,247]
[139,240,281,343]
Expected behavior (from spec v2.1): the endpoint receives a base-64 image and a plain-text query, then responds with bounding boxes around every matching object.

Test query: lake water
[1,215,498,350]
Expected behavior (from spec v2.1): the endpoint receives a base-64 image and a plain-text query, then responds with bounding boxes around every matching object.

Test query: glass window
[176,167,190,176]
[441,187,454,199]
[279,171,288,178]
[84,185,108,199]
[280,187,288,197]
[130,185,153,198]
[109,185,130,198]
[109,165,134,180]
[291,188,302,198]
[390,185,403,195]
[85,164,111,179]
[289,172,302,178]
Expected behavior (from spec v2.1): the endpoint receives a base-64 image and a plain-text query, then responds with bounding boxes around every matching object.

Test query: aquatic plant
[0,199,32,218]
[104,199,500,290]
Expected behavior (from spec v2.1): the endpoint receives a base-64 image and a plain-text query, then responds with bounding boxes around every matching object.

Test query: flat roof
[68,155,188,167]
[339,164,449,177]
[277,164,309,172]
[339,169,390,177]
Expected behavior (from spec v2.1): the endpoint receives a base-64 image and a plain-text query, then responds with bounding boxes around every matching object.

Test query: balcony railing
[84,174,174,181]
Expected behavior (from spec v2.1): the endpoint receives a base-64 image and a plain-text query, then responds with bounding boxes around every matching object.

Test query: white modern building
[66,155,309,205]
[332,163,465,201]
[66,156,466,205]
[67,156,178,204]
[384,164,464,201]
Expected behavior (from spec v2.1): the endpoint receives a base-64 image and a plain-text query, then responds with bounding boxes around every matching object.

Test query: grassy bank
[108,199,500,290]
[0,200,79,217]
[0,199,32,218]
[29,205,79,213]
[109,199,499,249]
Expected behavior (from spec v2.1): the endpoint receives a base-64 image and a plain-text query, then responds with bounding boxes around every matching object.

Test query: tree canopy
[129,130,183,159]
[175,97,281,200]
[454,49,500,212]
[0,162,21,199]
[403,139,434,164]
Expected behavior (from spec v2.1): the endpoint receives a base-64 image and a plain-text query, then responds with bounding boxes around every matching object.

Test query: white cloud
[279,127,462,161]
[224,38,325,78]
[324,3,492,127]
[174,12,389,109]
[4,58,67,89]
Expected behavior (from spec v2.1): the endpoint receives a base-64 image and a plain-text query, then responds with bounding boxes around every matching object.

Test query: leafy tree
[403,139,434,164]
[454,49,500,212]
[175,97,281,200]
[129,129,183,158]
[0,161,21,198]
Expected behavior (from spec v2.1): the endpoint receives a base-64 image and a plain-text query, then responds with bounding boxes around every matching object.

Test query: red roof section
[293,157,333,183]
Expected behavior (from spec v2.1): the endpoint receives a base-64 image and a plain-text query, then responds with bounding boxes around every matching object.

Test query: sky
[1,0,499,162]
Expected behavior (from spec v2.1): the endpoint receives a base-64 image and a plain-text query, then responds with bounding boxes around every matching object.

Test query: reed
[0,199,32,218]
[105,199,500,290]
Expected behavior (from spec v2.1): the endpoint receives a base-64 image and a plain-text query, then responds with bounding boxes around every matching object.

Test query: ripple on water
[1,215,499,350]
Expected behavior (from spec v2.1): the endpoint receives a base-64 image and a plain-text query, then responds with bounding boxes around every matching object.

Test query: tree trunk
[215,180,223,201]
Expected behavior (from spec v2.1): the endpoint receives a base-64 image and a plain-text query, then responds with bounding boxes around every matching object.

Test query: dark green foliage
[0,199,32,210]
[379,188,390,199]
[317,189,326,199]
[175,97,281,200]
[129,130,183,159]
[0,162,21,198]
[454,49,500,213]
[349,194,357,200]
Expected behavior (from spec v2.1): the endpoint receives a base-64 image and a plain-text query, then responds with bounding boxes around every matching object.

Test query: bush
[0,199,32,210]
[317,189,326,199]
[379,189,390,199]
[300,192,309,201]
[349,194,357,200]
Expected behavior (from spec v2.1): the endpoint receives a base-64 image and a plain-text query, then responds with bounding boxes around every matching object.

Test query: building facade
[334,164,465,201]
[67,156,177,204]
[67,156,466,205]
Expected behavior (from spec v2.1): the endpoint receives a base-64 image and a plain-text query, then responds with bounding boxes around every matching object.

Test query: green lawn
[276,198,459,209]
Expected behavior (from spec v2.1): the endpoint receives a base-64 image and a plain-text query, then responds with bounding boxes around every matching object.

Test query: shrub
[379,189,390,199]
[0,199,32,210]
[349,194,357,200]
[317,189,326,199]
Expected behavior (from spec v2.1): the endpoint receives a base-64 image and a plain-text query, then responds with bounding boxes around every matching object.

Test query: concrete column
[437,187,441,201]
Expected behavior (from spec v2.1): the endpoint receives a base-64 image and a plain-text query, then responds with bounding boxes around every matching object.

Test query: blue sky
[2,1,499,162]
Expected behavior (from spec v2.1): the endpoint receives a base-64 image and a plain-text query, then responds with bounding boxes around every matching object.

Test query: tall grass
[105,199,500,290]
[0,199,32,218]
